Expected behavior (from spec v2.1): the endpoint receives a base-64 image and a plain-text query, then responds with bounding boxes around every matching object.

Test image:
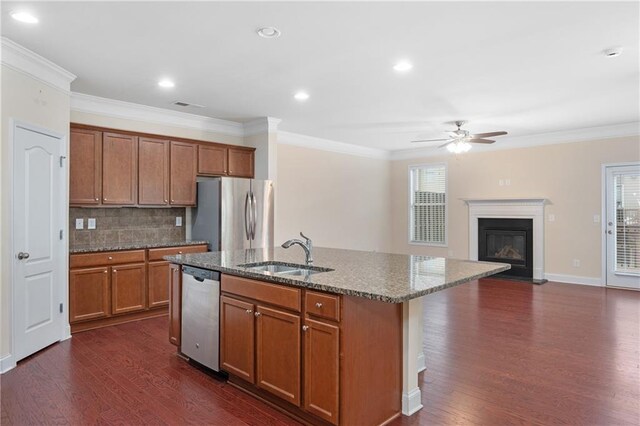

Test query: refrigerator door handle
[244,192,251,241]
[251,192,258,240]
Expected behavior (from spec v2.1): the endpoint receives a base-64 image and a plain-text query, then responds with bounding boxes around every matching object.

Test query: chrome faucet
[281,232,313,264]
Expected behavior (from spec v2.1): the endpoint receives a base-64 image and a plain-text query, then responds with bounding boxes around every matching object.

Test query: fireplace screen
[478,218,533,279]
[486,231,526,262]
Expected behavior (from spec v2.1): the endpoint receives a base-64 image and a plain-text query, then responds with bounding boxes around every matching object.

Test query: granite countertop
[165,247,510,303]
[70,240,209,254]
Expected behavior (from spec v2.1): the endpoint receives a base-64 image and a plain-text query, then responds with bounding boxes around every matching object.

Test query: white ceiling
[2,1,638,152]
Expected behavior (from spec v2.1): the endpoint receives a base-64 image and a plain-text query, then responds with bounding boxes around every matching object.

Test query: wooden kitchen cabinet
[220,295,256,382]
[228,148,254,178]
[256,305,301,406]
[304,318,340,425]
[198,144,227,175]
[69,266,110,323]
[170,141,197,205]
[102,132,138,205]
[148,261,171,308]
[70,128,102,205]
[138,137,170,205]
[169,263,182,346]
[111,263,146,315]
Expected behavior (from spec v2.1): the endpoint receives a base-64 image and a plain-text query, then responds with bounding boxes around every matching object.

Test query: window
[409,164,447,245]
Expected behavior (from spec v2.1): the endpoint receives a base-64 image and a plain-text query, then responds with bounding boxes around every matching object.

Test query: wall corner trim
[1,37,76,92]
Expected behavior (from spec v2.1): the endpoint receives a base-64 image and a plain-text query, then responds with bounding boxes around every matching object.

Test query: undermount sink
[239,261,333,276]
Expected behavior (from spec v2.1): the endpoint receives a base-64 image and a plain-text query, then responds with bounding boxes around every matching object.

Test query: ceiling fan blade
[471,131,507,138]
[438,141,454,148]
[410,138,452,143]
[469,138,495,144]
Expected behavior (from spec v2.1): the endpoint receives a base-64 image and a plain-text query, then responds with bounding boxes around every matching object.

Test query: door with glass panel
[605,164,640,289]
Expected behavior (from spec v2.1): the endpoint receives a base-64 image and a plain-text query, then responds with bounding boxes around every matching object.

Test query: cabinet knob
[164,199,168,203]
[246,309,253,314]
[302,325,309,331]
[103,198,107,201]
[103,270,108,274]
[113,269,117,273]
[315,302,323,308]
[108,256,113,260]
[254,312,261,317]
[178,251,183,254]
[95,198,99,201]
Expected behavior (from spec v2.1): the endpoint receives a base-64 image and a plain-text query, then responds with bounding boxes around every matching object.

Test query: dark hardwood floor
[2,278,639,425]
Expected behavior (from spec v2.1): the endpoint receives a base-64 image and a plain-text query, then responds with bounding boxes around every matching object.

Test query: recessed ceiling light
[603,47,623,58]
[158,79,175,88]
[393,61,413,72]
[294,91,310,101]
[11,11,38,24]
[257,27,281,39]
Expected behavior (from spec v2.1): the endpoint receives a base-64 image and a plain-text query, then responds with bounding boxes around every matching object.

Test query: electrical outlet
[548,214,555,222]
[176,216,182,227]
[572,259,581,267]
[87,218,96,229]
[75,218,84,230]
[593,214,600,223]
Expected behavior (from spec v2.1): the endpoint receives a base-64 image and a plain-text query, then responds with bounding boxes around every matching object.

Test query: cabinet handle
[302,325,309,331]
[315,302,323,308]
[254,312,261,317]
[246,309,253,314]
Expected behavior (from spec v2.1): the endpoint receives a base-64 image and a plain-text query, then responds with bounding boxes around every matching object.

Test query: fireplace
[478,218,533,279]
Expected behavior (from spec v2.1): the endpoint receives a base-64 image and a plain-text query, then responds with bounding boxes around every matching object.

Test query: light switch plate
[176,216,182,227]
[87,218,96,230]
[75,218,84,230]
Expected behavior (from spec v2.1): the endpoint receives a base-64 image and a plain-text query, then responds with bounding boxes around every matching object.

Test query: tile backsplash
[70,208,186,247]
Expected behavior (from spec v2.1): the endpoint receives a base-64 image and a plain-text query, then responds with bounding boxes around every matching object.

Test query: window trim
[408,162,448,247]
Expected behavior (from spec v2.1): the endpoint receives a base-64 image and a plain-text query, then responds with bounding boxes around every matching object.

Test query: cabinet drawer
[148,244,208,261]
[305,291,340,322]
[222,275,301,312]
[70,250,146,269]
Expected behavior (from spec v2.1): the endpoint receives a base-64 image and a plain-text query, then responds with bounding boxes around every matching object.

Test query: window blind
[615,172,640,274]
[410,165,446,244]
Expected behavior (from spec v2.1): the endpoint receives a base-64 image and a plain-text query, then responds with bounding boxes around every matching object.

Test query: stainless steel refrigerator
[191,177,274,251]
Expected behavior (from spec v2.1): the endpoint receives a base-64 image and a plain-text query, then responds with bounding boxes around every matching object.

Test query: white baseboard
[62,324,72,341]
[417,352,426,373]
[544,273,603,287]
[1,354,16,374]
[401,388,423,416]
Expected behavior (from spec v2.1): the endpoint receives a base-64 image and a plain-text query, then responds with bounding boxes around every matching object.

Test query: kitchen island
[166,247,509,425]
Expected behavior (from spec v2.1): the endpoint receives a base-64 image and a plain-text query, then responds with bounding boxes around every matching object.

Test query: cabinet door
[102,132,138,205]
[169,264,182,346]
[70,128,102,205]
[139,137,169,205]
[69,267,110,323]
[148,261,170,308]
[221,295,255,382]
[169,141,197,205]
[227,148,254,178]
[304,319,340,425]
[198,144,228,175]
[111,263,146,315]
[256,305,301,406]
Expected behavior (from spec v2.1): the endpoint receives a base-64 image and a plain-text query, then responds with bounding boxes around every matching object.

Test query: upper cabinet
[70,128,102,206]
[102,133,138,205]
[198,144,228,176]
[139,137,170,205]
[170,141,197,206]
[69,124,255,207]
[228,148,255,178]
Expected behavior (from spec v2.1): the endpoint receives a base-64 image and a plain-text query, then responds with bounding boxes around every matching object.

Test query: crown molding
[244,117,282,136]
[277,131,390,160]
[71,92,245,137]
[1,37,76,93]
[389,122,640,161]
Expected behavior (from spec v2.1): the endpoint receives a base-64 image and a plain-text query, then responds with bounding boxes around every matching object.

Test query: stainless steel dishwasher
[181,266,220,372]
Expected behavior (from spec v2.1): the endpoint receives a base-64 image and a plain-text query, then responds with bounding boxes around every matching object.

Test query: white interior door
[13,123,65,362]
[605,164,640,289]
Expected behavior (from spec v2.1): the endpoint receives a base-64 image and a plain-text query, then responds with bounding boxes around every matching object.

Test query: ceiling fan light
[447,141,472,154]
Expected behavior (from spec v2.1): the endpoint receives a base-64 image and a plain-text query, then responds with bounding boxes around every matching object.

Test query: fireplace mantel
[465,198,548,281]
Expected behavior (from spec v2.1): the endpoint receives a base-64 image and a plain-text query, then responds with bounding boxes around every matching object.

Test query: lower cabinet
[220,296,255,381]
[169,263,182,346]
[69,266,110,323]
[111,263,146,315]
[148,261,171,308]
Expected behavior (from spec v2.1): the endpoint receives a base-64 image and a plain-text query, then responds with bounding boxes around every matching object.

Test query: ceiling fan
[411,121,508,153]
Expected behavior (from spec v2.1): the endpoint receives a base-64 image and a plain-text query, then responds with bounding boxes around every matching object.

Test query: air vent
[172,101,205,108]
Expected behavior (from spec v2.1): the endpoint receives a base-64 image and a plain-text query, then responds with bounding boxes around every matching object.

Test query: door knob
[17,252,30,260]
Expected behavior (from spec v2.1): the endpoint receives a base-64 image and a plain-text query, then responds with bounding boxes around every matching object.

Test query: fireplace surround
[464,198,548,283]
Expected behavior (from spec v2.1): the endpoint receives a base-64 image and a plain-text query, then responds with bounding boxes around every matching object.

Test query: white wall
[0,65,71,361]
[276,143,391,252]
